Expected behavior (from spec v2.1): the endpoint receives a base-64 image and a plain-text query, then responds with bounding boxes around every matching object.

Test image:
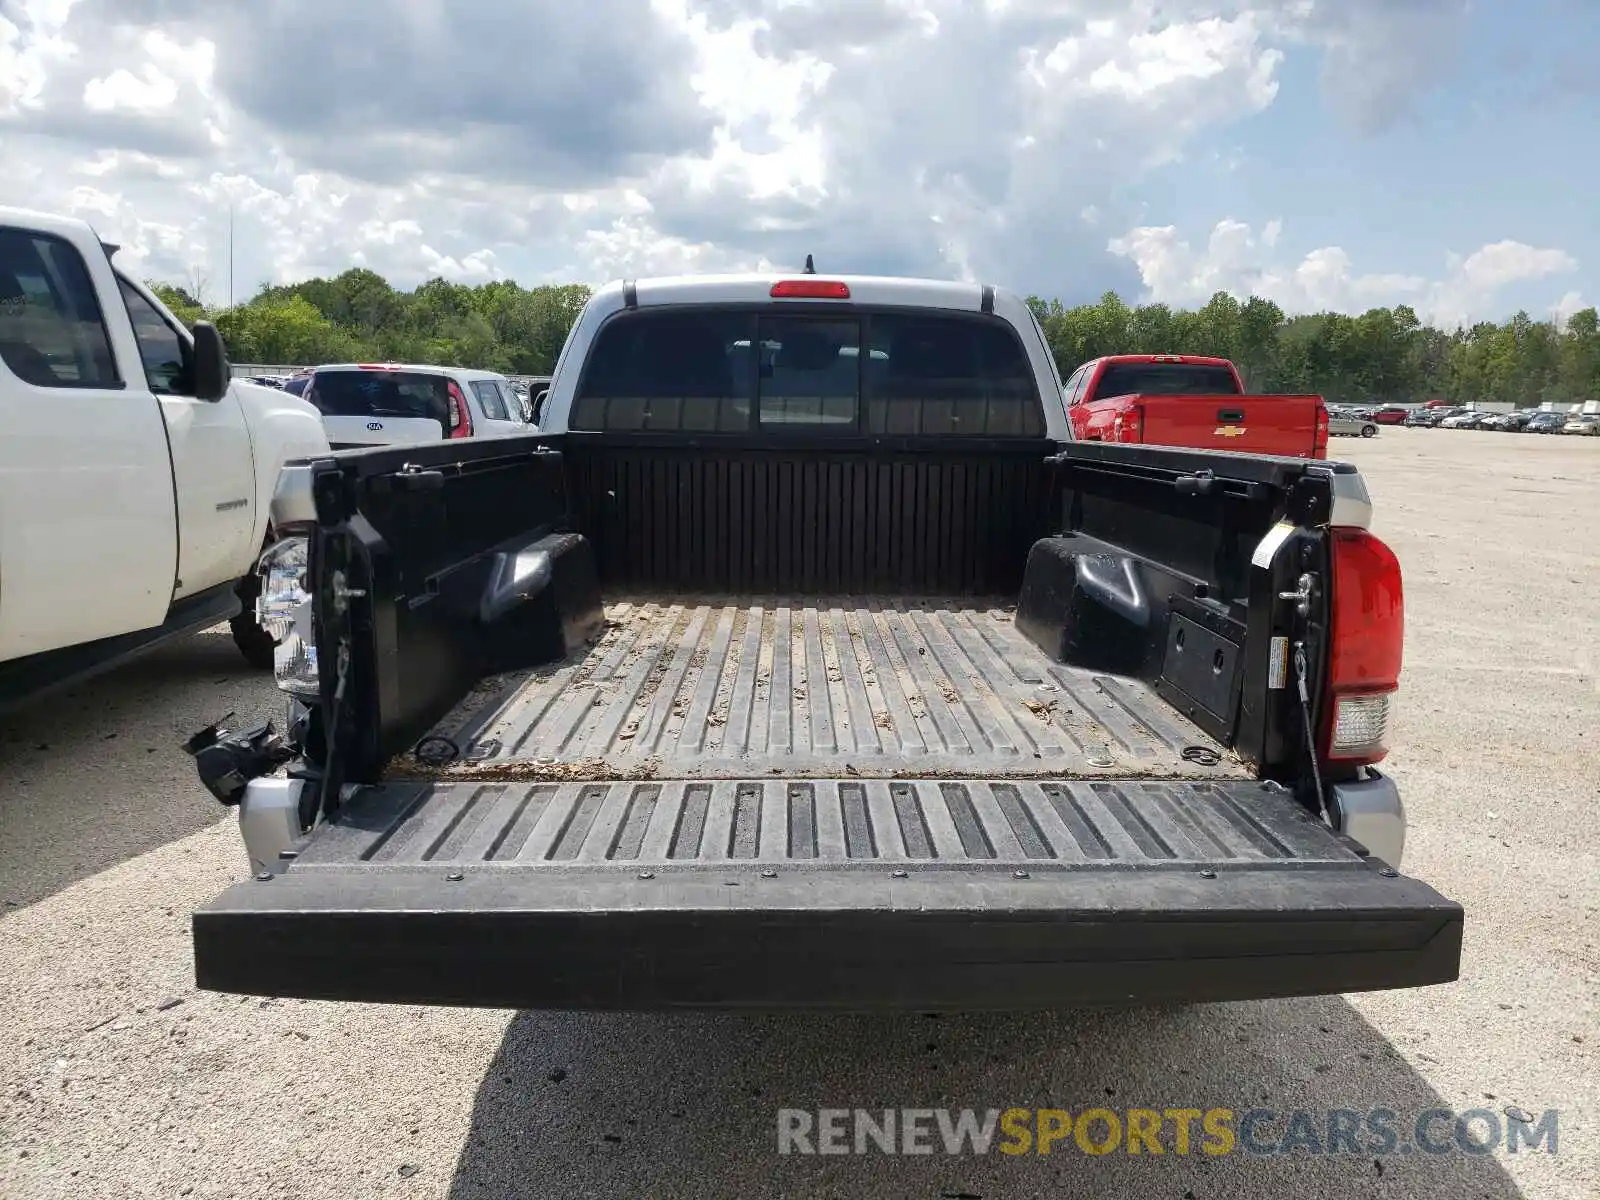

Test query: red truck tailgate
[1122,393,1327,458]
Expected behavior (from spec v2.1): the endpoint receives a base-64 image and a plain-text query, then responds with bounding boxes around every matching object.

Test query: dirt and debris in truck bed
[388,597,1248,784]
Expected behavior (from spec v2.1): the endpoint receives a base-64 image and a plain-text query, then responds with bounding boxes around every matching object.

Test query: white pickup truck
[0,205,330,709]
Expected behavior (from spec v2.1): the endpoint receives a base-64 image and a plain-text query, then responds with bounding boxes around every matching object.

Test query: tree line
[151,271,589,380]
[150,271,1600,407]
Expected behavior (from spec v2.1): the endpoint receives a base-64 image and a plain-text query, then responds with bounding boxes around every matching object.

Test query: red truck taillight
[1313,404,1329,458]
[1111,404,1145,442]
[446,380,474,439]
[1322,529,1403,765]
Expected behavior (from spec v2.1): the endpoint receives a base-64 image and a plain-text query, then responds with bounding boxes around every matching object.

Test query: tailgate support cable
[309,641,350,833]
[1292,640,1329,825]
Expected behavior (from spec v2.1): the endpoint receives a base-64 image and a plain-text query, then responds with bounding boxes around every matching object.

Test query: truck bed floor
[407,597,1245,783]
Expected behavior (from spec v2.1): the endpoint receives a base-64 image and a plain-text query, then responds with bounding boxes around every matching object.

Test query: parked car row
[1335,405,1409,425]
[1406,406,1598,434]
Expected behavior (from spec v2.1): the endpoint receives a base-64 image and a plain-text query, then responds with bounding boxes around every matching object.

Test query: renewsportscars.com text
[776,1107,1559,1158]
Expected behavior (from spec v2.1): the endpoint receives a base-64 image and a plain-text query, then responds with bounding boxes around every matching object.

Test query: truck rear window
[1093,362,1239,398]
[308,370,450,423]
[571,309,1044,436]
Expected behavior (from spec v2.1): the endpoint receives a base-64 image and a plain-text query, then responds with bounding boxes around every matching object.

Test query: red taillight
[1323,529,1403,765]
[357,362,400,370]
[1112,404,1145,442]
[446,380,473,439]
[770,279,851,299]
[1313,404,1330,458]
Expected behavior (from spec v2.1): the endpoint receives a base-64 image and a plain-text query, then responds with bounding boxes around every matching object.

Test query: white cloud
[0,0,1500,306]
[81,31,213,114]
[65,185,119,218]
[0,0,69,115]
[1272,0,1470,132]
[1551,290,1587,328]
[1450,241,1575,292]
[575,215,770,280]
[418,245,501,284]
[1079,16,1282,107]
[1109,218,1579,326]
[82,67,179,113]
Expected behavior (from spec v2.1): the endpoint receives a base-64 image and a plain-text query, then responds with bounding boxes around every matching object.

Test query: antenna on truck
[803,254,816,274]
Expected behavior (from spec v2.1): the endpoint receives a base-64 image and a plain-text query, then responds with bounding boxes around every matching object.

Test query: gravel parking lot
[2,427,1596,1200]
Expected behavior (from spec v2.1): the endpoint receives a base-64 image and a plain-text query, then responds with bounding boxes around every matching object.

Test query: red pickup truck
[1065,354,1329,458]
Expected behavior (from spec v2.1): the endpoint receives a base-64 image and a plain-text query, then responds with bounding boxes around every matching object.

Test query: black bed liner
[410,597,1248,782]
[194,775,1463,1010]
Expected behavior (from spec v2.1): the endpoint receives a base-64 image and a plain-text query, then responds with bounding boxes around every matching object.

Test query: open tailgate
[194,775,1462,1011]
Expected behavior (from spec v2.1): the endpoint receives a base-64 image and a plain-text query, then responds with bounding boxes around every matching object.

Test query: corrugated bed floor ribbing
[406,598,1247,783]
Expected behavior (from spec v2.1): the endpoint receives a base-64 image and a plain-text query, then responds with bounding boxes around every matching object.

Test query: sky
[2,0,1596,328]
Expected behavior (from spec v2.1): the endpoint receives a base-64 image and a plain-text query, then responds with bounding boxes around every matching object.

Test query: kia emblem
[366,421,384,431]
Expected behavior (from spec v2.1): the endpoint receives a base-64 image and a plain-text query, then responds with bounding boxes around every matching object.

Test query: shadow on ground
[447,996,1525,1200]
[0,626,280,910]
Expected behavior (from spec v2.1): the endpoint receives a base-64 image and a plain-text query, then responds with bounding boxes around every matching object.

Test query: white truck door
[0,220,177,659]
[115,277,256,598]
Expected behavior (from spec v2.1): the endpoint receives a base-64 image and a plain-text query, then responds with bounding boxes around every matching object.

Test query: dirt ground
[1,426,1595,1199]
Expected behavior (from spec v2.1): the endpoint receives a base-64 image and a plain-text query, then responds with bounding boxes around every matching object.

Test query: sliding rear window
[571,311,754,432]
[571,308,1044,436]
[863,313,1043,435]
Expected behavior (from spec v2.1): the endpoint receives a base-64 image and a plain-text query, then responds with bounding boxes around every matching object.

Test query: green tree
[1558,308,1600,404]
[1236,297,1285,389]
[147,283,205,328]
[213,295,368,364]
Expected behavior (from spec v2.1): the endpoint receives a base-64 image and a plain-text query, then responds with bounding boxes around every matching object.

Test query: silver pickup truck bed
[407,597,1248,783]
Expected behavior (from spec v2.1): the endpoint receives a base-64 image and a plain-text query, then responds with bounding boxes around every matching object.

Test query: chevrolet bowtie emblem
[1214,425,1247,437]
